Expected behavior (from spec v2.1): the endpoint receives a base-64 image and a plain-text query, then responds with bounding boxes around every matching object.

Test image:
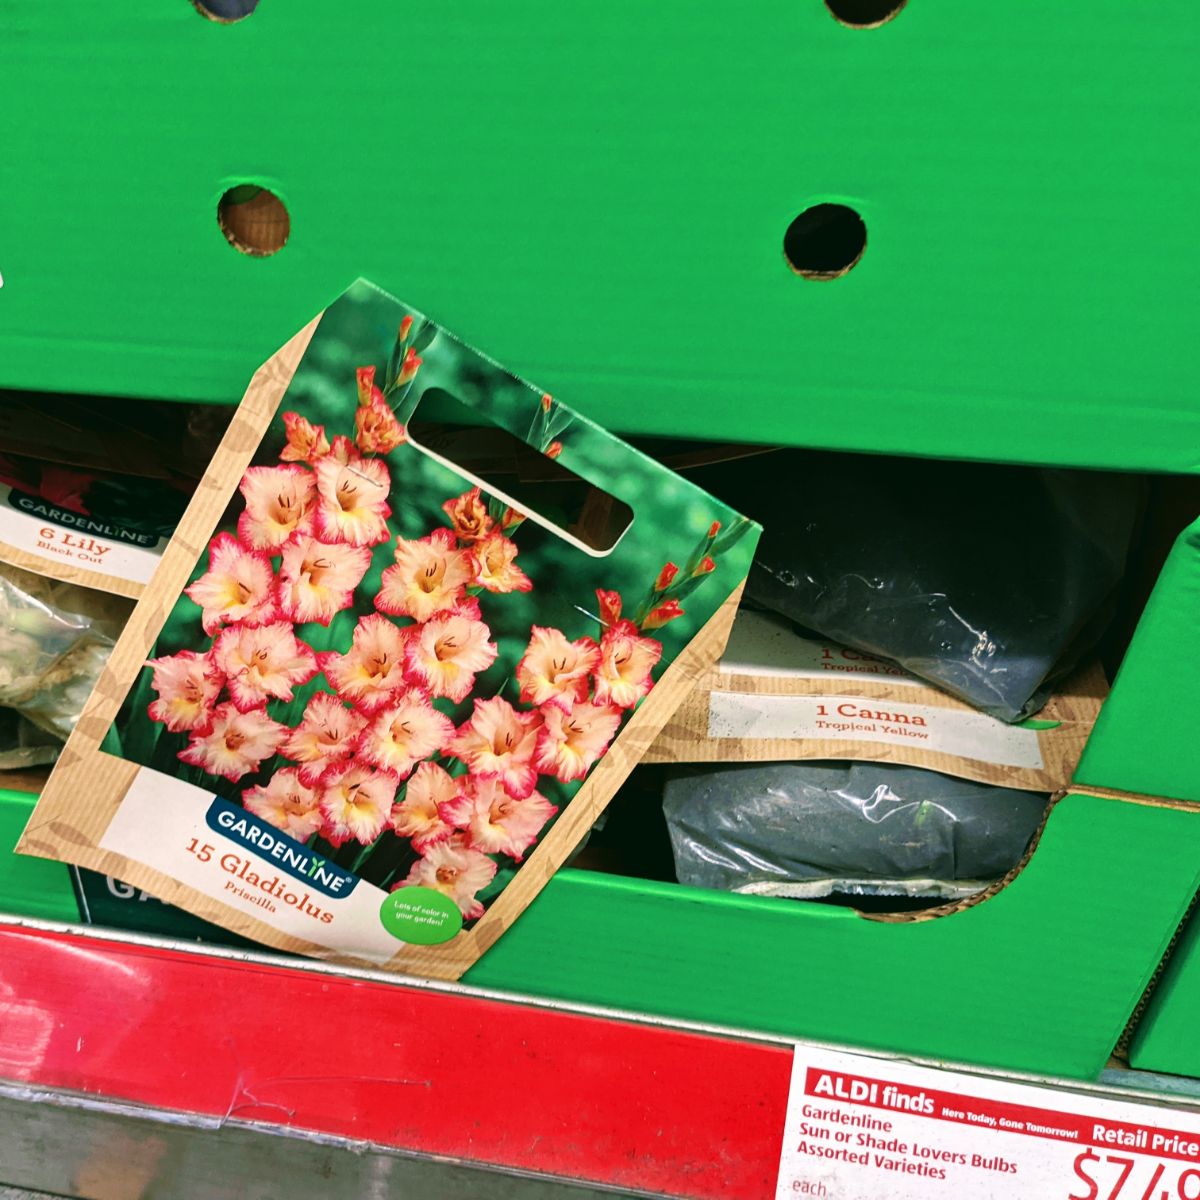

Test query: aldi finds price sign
[776,1048,1200,1200]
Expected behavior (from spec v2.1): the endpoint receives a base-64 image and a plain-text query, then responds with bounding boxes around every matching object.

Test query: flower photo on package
[22,280,758,976]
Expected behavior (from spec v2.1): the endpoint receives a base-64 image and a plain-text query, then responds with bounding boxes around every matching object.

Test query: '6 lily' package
[18,281,758,979]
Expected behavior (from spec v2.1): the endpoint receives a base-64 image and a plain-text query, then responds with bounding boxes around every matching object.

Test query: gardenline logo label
[205,797,359,898]
[6,488,160,548]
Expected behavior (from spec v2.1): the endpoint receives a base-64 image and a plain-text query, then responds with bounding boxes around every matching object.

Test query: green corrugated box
[1129,910,1200,1079]
[1,1,1197,470]
[3,0,1200,1084]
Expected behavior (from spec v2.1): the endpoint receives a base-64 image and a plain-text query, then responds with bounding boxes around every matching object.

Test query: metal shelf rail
[3,917,1200,1200]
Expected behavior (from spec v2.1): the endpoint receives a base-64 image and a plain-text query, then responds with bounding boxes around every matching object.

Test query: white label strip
[778,1046,1200,1200]
[708,691,1043,769]
[0,483,166,584]
[100,769,402,963]
[719,610,916,686]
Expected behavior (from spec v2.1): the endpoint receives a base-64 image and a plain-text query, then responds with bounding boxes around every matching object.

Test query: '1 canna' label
[709,692,1044,769]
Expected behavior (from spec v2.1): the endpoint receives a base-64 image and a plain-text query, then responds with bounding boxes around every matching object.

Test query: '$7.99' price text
[1070,1150,1200,1200]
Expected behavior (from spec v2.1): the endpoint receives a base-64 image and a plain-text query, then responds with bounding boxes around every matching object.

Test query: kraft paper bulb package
[649,609,1105,904]
[0,441,190,766]
[17,280,759,979]
[648,609,1106,792]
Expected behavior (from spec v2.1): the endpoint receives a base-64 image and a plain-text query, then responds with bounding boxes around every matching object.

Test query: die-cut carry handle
[404,389,634,558]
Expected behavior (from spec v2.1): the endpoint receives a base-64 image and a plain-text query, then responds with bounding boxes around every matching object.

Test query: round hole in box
[824,0,907,28]
[192,0,260,23]
[783,204,866,280]
[217,185,290,257]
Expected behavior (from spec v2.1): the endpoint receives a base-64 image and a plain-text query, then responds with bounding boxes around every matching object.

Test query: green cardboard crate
[0,788,75,924]
[1,1,1197,471]
[1129,911,1200,1080]
[3,0,1199,1083]
[1121,517,1200,1079]
[4,515,1200,1080]
[464,506,1200,1082]
[464,522,1200,1083]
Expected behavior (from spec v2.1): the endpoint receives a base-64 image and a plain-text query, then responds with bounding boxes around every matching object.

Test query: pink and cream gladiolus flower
[319,763,398,847]
[445,696,542,799]
[280,412,331,465]
[320,613,412,715]
[212,622,318,712]
[376,528,477,623]
[177,702,289,782]
[146,649,223,733]
[516,626,599,714]
[236,465,316,552]
[359,690,455,778]
[438,776,556,862]
[280,691,366,786]
[184,532,277,636]
[534,699,622,783]
[328,435,362,465]
[354,395,406,455]
[314,455,392,546]
[277,534,372,626]
[448,593,483,621]
[592,619,662,710]
[243,768,323,840]
[472,532,532,594]
[400,841,497,920]
[403,612,498,704]
[442,486,494,543]
[390,760,459,852]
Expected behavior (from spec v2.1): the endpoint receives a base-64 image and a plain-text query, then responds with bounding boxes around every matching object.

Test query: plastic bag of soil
[686,451,1142,721]
[663,761,1049,900]
[0,563,133,741]
[0,707,62,770]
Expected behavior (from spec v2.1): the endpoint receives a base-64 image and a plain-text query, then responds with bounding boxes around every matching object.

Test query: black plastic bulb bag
[687,451,1141,721]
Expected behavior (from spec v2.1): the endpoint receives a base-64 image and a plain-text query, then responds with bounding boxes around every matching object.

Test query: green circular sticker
[379,887,463,945]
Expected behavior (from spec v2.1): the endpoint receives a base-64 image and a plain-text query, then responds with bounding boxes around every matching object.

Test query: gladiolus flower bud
[641,599,684,630]
[541,392,552,413]
[399,315,414,342]
[356,365,382,407]
[596,588,623,627]
[692,556,716,577]
[398,347,423,385]
[707,520,722,539]
[654,562,679,592]
[546,441,563,460]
